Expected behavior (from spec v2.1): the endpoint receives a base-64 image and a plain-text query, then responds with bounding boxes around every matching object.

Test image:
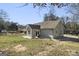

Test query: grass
[48,42,79,56]
[0,34,79,56]
[0,35,54,56]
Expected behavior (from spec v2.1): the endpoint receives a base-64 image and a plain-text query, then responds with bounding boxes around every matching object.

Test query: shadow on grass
[56,36,79,42]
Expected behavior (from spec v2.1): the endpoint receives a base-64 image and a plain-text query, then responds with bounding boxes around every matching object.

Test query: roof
[28,24,40,29]
[41,20,60,29]
[18,25,26,29]
[27,20,61,29]
[18,25,27,31]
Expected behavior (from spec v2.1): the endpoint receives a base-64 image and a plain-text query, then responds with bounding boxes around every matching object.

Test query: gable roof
[27,20,61,29]
[28,24,40,29]
[41,20,60,29]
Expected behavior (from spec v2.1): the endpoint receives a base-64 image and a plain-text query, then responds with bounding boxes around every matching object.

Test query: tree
[44,10,59,21]
[0,9,18,32]
[5,21,11,30]
[68,4,79,22]
[0,18,5,29]
[24,3,69,8]
[8,22,18,31]
[0,9,9,31]
[0,9,9,20]
[23,4,69,16]
[65,21,79,35]
[44,14,48,21]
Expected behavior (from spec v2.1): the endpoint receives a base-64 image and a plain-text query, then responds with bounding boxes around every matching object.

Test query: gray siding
[32,29,40,38]
[40,29,53,38]
[26,26,32,38]
[40,21,64,38]
[53,21,64,38]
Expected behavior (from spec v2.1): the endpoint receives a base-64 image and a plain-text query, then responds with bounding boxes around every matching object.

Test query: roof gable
[27,20,62,29]
[41,20,60,29]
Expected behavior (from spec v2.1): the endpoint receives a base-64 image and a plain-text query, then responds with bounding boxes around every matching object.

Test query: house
[18,25,27,34]
[26,24,40,39]
[25,20,64,39]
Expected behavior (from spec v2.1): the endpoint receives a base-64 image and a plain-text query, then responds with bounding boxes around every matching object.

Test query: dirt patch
[13,44,27,52]
[35,41,74,56]
[1,48,9,52]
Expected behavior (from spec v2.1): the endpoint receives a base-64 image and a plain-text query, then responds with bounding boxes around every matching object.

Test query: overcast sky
[0,3,69,25]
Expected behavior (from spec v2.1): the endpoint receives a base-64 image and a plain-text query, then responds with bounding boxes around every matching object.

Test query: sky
[0,3,69,25]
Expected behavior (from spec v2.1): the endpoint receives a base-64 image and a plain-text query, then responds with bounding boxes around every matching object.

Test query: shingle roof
[28,20,61,29]
[41,20,60,29]
[28,24,40,29]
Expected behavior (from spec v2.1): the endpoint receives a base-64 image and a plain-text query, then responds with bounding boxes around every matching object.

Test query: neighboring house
[25,20,64,39]
[18,25,27,34]
[26,24,40,39]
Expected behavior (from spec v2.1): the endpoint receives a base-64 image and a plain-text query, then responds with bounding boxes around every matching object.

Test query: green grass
[0,35,54,55]
[0,34,79,56]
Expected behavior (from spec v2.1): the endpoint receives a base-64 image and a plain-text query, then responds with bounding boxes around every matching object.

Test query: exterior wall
[40,21,64,38]
[53,21,64,38]
[32,29,40,38]
[26,26,32,38]
[26,25,40,39]
[26,21,64,39]
[40,29,54,38]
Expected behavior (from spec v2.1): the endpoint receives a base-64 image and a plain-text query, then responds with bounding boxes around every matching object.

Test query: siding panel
[40,29,53,38]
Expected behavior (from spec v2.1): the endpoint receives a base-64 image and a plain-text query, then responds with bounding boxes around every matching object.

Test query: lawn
[0,34,79,56]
